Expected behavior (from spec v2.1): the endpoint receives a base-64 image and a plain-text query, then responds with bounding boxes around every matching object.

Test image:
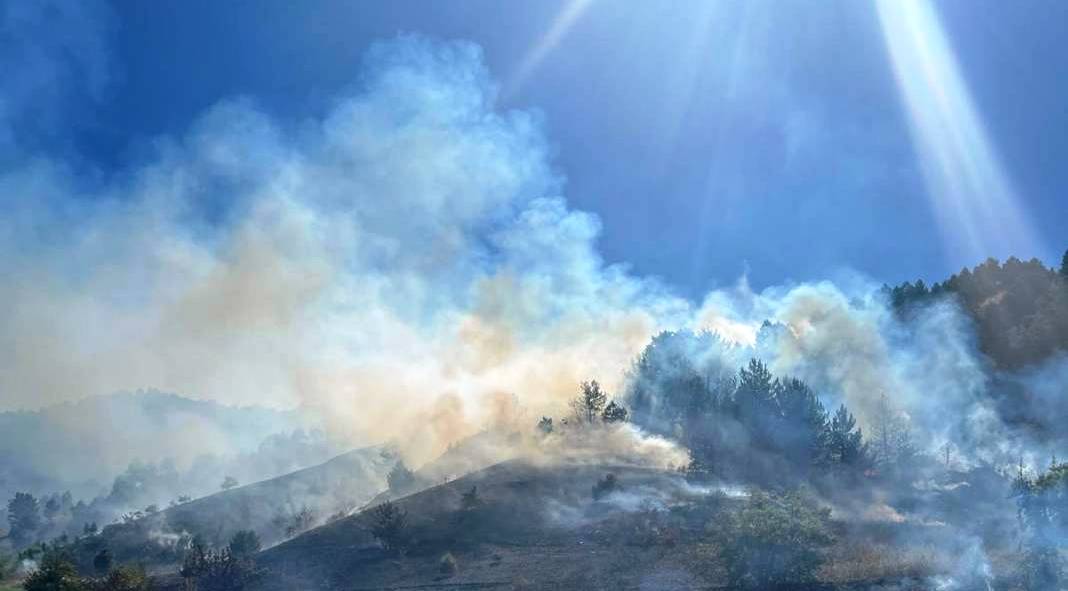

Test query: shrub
[227,530,261,558]
[459,487,482,512]
[536,417,554,435]
[0,550,15,580]
[91,565,152,591]
[716,490,833,589]
[22,553,87,591]
[368,502,409,555]
[602,401,629,423]
[439,552,458,575]
[592,473,619,501]
[92,549,111,575]
[180,540,259,591]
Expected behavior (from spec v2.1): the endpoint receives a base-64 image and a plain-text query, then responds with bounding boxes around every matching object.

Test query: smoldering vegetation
[3,30,1068,591]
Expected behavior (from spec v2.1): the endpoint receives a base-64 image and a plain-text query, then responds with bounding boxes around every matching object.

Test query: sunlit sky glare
[9,0,1068,296]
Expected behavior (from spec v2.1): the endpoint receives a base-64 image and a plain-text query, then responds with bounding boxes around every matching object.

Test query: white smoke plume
[0,29,1057,475]
[0,35,694,466]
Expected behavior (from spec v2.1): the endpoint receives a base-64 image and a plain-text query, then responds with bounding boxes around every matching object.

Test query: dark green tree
[91,565,153,591]
[368,502,409,555]
[227,530,261,558]
[43,496,61,525]
[7,492,42,547]
[92,548,112,575]
[22,552,87,591]
[602,400,629,423]
[735,359,778,448]
[181,538,258,591]
[827,405,869,470]
[775,378,829,473]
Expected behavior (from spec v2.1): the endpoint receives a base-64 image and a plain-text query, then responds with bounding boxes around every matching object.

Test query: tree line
[886,250,1068,370]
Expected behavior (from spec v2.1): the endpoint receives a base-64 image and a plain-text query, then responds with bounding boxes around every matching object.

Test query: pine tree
[602,400,629,423]
[827,405,869,470]
[572,380,608,424]
[776,378,829,471]
[7,492,42,547]
[871,394,917,472]
[735,359,778,447]
[1060,249,1068,278]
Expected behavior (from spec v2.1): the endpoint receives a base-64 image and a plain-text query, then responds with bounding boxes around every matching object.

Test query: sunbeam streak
[502,0,595,100]
[876,0,1043,263]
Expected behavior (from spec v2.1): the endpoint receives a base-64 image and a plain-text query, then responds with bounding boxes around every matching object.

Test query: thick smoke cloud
[0,35,692,465]
[0,25,1058,476]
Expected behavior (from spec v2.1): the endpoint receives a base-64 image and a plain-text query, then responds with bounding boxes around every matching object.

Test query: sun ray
[502,0,596,100]
[876,0,1044,264]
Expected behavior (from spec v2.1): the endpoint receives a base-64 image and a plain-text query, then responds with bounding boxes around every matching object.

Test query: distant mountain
[0,390,311,502]
[65,445,395,572]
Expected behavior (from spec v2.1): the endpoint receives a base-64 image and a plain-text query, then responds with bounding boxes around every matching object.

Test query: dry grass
[819,542,941,583]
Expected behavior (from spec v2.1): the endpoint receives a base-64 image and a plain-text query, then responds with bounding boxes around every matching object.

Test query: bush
[439,552,457,575]
[227,530,261,558]
[0,550,15,580]
[592,474,619,501]
[716,490,833,589]
[91,565,152,591]
[92,549,111,576]
[368,502,409,555]
[22,553,87,591]
[459,487,482,512]
[180,540,259,591]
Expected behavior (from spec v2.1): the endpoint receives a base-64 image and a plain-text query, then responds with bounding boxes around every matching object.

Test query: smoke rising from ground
[0,32,1061,476]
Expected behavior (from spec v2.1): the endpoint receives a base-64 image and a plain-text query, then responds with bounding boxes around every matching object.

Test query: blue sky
[6,0,1065,297]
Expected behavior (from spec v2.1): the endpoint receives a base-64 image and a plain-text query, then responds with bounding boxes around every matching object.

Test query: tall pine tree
[827,405,869,471]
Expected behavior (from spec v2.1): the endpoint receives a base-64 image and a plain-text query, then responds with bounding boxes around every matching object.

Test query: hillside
[887,253,1068,369]
[243,460,995,591]
[254,461,729,590]
[66,446,396,571]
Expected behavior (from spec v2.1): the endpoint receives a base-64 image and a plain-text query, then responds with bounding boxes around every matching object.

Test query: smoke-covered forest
[3,253,1068,590]
[4,3,1068,590]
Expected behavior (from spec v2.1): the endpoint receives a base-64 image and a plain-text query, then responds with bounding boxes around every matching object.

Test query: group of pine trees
[622,330,877,486]
[4,491,105,551]
[536,328,883,489]
[536,380,630,436]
